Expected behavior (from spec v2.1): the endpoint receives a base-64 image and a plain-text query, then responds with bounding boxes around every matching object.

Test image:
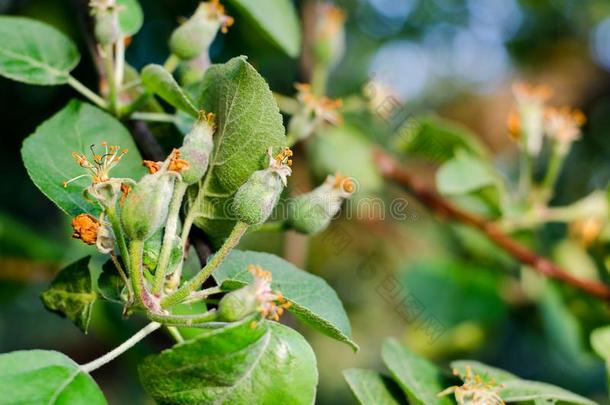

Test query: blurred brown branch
[373,149,610,301]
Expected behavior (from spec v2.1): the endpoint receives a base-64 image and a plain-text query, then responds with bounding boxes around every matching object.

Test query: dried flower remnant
[544,106,586,150]
[295,83,343,126]
[71,214,100,245]
[248,265,291,322]
[438,366,505,405]
[508,82,553,155]
[289,83,343,141]
[64,143,128,188]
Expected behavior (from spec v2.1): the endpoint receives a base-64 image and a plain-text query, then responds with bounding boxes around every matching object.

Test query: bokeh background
[2,0,610,403]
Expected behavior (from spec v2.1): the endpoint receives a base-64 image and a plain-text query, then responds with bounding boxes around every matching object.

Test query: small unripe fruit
[94,11,120,45]
[121,172,175,241]
[217,285,259,322]
[232,148,292,225]
[169,1,234,60]
[179,112,215,184]
[288,173,354,235]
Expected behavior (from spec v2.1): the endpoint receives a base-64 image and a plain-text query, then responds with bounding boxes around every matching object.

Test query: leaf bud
[287,172,354,235]
[232,147,292,225]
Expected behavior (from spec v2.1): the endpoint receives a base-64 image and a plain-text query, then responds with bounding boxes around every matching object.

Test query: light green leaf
[138,319,317,405]
[591,325,610,361]
[141,64,198,116]
[213,250,358,351]
[191,56,285,245]
[0,16,80,85]
[343,368,404,405]
[227,0,301,57]
[308,125,383,193]
[117,0,143,36]
[0,350,107,405]
[41,256,97,333]
[393,115,488,163]
[381,339,452,405]
[436,150,496,195]
[451,360,597,405]
[21,99,146,217]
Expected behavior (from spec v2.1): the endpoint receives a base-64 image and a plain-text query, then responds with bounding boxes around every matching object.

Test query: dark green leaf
[41,256,97,333]
[227,0,301,57]
[191,56,285,245]
[0,16,80,85]
[138,319,317,404]
[141,64,198,116]
[451,360,597,405]
[213,250,358,351]
[21,100,146,216]
[343,368,405,405]
[117,0,143,36]
[381,339,452,405]
[0,350,107,405]
[96,259,124,304]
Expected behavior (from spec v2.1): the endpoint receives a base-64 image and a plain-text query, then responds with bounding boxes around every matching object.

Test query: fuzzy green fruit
[121,173,175,241]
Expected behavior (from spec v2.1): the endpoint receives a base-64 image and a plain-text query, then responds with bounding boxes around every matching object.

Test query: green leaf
[0,350,107,405]
[381,339,452,405]
[436,150,496,195]
[41,256,97,333]
[191,56,285,245]
[0,16,80,85]
[451,360,597,405]
[393,115,488,163]
[141,64,198,117]
[227,0,301,58]
[117,0,143,36]
[591,325,610,361]
[213,250,358,351]
[308,125,383,193]
[138,319,317,404]
[21,99,146,217]
[343,368,405,405]
[96,259,124,304]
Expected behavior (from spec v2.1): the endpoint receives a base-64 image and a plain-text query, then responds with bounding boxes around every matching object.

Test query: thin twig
[373,149,610,301]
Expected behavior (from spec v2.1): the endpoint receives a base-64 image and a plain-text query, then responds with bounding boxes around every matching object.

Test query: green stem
[161,221,249,308]
[129,239,150,308]
[539,142,566,203]
[130,111,177,123]
[164,54,180,73]
[80,322,161,373]
[165,326,184,343]
[251,221,288,233]
[311,63,328,96]
[518,149,533,202]
[152,181,188,295]
[103,44,118,114]
[148,309,218,327]
[110,252,133,302]
[114,35,125,90]
[106,207,130,274]
[67,76,107,109]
